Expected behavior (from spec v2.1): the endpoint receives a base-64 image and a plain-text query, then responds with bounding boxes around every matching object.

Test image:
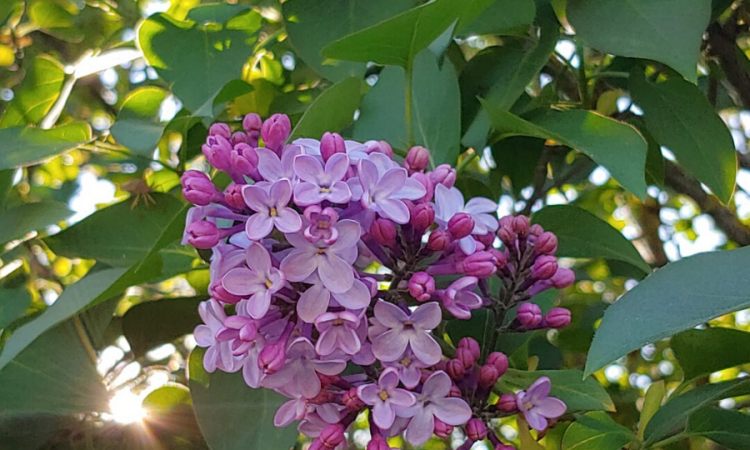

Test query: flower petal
[409,332,441,366]
[524,411,548,432]
[331,279,371,310]
[256,148,285,181]
[373,301,409,328]
[326,181,352,204]
[411,301,442,330]
[280,249,317,281]
[534,397,567,419]
[222,267,264,296]
[404,409,435,447]
[294,181,324,206]
[270,178,293,207]
[294,154,325,184]
[245,242,271,274]
[318,253,354,294]
[432,397,472,426]
[378,198,410,224]
[465,196,498,215]
[245,213,274,241]
[422,371,452,399]
[242,184,271,213]
[274,207,302,233]
[297,282,330,323]
[246,291,272,319]
[372,401,396,429]
[372,329,409,362]
[326,153,349,181]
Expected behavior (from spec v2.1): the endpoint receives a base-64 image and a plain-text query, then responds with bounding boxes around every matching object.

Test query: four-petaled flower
[439,276,483,320]
[263,338,346,399]
[358,368,416,429]
[370,301,442,365]
[293,153,352,206]
[243,178,302,240]
[222,243,285,319]
[353,154,426,224]
[314,311,361,356]
[194,299,243,373]
[434,184,499,254]
[516,376,567,431]
[303,205,340,244]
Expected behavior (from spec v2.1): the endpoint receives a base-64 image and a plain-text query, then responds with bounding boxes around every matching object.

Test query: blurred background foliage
[1,0,750,449]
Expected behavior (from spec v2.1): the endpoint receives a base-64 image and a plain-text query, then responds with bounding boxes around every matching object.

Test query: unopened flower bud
[479,364,500,388]
[529,224,544,236]
[489,249,508,270]
[243,113,262,133]
[429,164,456,188]
[230,143,259,176]
[364,140,393,158]
[202,135,233,170]
[319,424,345,448]
[231,131,251,146]
[456,347,476,369]
[308,441,327,450]
[512,216,530,236]
[260,113,291,152]
[460,251,497,278]
[367,435,391,450]
[466,419,487,441]
[258,343,286,374]
[447,359,466,380]
[458,337,481,360]
[410,203,435,231]
[517,302,543,328]
[405,146,430,172]
[209,122,231,139]
[497,226,516,246]
[321,132,346,162]
[210,281,243,304]
[551,268,575,289]
[532,255,558,280]
[486,352,508,376]
[535,232,558,255]
[545,307,571,329]
[410,172,434,202]
[181,170,218,206]
[427,229,450,251]
[343,387,365,411]
[370,218,397,247]
[224,183,245,210]
[433,418,453,439]
[449,213,475,240]
[475,231,495,248]
[408,272,435,302]
[186,221,221,249]
[449,385,462,398]
[497,394,518,413]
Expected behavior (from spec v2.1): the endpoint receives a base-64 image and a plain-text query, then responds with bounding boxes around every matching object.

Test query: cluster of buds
[182,113,573,448]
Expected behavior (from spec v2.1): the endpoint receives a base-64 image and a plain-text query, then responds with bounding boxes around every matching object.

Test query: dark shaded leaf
[685,407,750,450]
[0,201,73,245]
[562,411,636,450]
[290,77,361,140]
[671,328,750,381]
[0,287,31,329]
[0,123,91,169]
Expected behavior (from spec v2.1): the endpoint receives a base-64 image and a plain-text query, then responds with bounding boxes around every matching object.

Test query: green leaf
[562,411,636,450]
[290,77,361,140]
[283,0,418,81]
[490,137,545,191]
[567,0,710,82]
[122,296,205,358]
[638,380,665,440]
[46,194,186,267]
[671,328,750,381]
[0,55,65,128]
[110,86,168,156]
[585,246,750,377]
[321,0,463,68]
[353,50,460,165]
[457,0,536,36]
[460,22,559,149]
[446,308,496,357]
[143,384,192,415]
[0,169,13,208]
[481,104,648,199]
[27,0,84,43]
[500,369,615,412]
[186,3,250,24]
[518,417,546,450]
[630,72,737,204]
[138,11,261,114]
[0,123,91,169]
[0,288,31,329]
[0,201,73,245]
[685,407,750,450]
[189,353,299,450]
[643,378,750,446]
[0,305,112,414]
[532,205,650,273]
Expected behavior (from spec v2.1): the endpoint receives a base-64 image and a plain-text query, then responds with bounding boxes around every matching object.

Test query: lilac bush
[181,113,575,449]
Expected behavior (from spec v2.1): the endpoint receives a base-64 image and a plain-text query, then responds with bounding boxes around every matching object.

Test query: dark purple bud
[497,226,516,246]
[260,113,291,152]
[427,229,450,251]
[487,352,509,376]
[243,113,262,133]
[517,302,543,328]
[410,203,435,232]
[532,255,558,280]
[456,347,476,369]
[448,213,475,240]
[405,145,430,172]
[478,364,500,388]
[466,419,488,442]
[230,131,250,146]
[545,307,571,329]
[429,164,456,188]
[209,123,231,139]
[449,385,462,398]
[343,387,365,411]
[258,343,286,374]
[181,170,217,206]
[209,281,243,304]
[224,183,245,210]
[410,172,434,203]
[535,231,558,255]
[512,216,530,236]
[489,249,508,270]
[475,231,495,248]
[529,224,544,236]
[370,218,397,247]
[230,143,259,176]
[408,272,435,302]
[320,132,346,162]
[433,418,453,439]
[551,268,575,289]
[185,221,221,248]
[460,251,498,278]
[319,424,345,448]
[458,337,481,360]
[497,394,518,413]
[447,359,466,380]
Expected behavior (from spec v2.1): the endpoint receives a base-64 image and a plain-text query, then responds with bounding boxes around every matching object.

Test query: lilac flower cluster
[182,113,575,449]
